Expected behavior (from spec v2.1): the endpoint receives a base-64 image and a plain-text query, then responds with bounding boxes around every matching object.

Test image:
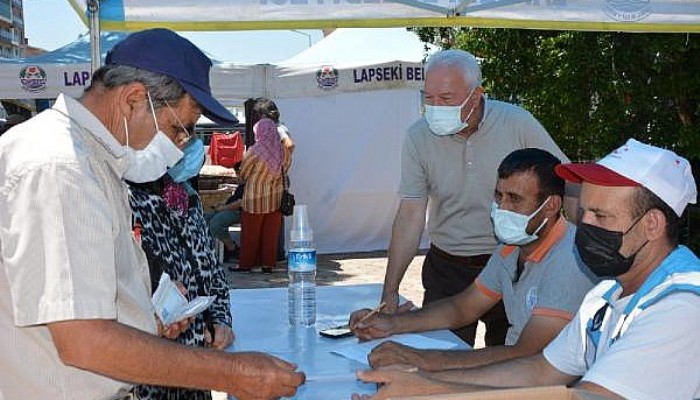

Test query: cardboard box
[393,385,611,400]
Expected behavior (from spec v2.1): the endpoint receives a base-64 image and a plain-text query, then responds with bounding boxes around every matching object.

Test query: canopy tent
[0,32,128,99]
[262,27,433,99]
[68,0,700,33]
[0,31,263,102]
[0,28,421,104]
[268,28,431,253]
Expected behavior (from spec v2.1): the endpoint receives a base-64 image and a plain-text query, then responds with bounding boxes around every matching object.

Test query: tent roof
[279,28,434,67]
[1,31,221,65]
[3,32,129,64]
[67,0,700,33]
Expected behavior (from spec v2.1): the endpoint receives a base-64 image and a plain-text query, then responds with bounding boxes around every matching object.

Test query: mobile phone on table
[319,324,354,339]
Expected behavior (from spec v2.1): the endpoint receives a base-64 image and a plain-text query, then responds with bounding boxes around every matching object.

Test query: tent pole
[88,0,101,73]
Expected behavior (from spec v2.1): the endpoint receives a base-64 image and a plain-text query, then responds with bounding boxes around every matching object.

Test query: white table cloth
[226,283,467,399]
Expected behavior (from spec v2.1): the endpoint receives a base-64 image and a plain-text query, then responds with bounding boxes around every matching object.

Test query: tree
[412,28,700,162]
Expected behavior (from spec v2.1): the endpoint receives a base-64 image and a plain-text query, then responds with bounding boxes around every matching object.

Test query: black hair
[243,98,257,147]
[252,98,281,123]
[632,186,680,246]
[244,97,281,147]
[497,148,565,202]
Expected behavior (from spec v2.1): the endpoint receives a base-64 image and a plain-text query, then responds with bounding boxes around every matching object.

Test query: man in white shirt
[0,28,304,400]
[355,139,700,400]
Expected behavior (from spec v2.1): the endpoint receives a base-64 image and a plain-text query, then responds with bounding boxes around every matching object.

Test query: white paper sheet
[152,272,215,326]
[330,333,460,365]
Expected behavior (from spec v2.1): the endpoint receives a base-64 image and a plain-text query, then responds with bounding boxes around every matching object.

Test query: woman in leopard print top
[129,172,234,400]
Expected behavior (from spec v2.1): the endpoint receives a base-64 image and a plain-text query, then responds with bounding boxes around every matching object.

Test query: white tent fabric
[0,32,262,101]
[279,28,433,67]
[268,28,430,253]
[67,0,700,33]
[277,91,417,254]
[0,32,127,99]
[266,28,433,99]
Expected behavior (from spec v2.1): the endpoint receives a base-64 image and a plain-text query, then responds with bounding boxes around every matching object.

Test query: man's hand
[349,308,394,341]
[369,341,439,371]
[157,281,193,339]
[156,316,192,339]
[205,323,235,350]
[352,367,453,400]
[227,352,305,400]
[349,301,414,341]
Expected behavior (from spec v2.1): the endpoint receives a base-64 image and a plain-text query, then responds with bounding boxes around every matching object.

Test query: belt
[429,244,491,268]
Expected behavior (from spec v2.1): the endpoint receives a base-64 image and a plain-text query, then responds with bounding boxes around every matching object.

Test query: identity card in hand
[152,272,215,326]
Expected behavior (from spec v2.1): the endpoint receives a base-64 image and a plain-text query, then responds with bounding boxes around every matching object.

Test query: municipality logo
[605,0,651,22]
[316,65,339,90]
[19,65,48,93]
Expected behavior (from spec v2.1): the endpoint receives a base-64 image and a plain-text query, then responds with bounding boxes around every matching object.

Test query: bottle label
[289,249,316,272]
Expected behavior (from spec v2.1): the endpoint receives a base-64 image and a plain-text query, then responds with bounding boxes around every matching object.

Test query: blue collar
[600,245,700,314]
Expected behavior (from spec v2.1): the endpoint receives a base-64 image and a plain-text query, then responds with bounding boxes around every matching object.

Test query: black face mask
[574,216,648,278]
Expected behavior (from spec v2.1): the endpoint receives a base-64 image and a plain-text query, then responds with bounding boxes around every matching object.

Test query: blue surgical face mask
[168,137,205,183]
[491,197,551,245]
[424,86,481,136]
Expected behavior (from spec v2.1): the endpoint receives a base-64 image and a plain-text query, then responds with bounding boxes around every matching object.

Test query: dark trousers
[240,210,282,269]
[422,245,508,347]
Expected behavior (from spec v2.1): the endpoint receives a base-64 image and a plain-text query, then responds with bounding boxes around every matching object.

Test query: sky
[22,0,324,64]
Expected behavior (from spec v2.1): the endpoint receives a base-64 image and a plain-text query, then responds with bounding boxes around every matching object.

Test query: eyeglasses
[164,100,195,144]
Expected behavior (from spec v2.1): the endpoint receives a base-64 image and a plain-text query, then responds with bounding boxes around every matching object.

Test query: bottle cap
[290,204,313,241]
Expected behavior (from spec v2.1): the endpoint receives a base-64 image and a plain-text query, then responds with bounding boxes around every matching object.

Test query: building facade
[0,0,24,59]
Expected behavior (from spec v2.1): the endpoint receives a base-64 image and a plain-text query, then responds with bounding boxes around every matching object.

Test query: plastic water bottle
[288,204,317,327]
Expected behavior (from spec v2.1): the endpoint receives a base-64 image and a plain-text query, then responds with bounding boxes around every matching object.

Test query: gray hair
[85,64,186,110]
[425,49,482,90]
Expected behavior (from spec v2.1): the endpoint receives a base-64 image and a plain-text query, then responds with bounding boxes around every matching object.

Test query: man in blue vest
[356,139,700,400]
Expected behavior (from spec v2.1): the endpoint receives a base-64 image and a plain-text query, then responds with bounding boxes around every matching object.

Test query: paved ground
[213,251,486,399]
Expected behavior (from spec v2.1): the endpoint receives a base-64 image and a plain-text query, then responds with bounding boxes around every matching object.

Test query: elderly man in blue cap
[0,29,305,400]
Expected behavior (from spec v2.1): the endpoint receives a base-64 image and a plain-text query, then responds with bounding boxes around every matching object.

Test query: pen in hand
[354,301,387,327]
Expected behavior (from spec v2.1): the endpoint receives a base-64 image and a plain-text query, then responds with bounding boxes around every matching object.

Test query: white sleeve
[543,308,588,377]
[582,293,700,400]
[277,124,290,141]
[1,163,117,326]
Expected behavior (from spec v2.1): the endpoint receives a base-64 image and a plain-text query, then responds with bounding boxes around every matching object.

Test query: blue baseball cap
[105,28,237,125]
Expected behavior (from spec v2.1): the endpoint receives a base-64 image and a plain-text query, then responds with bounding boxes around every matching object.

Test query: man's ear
[118,82,148,118]
[545,195,563,218]
[643,209,667,242]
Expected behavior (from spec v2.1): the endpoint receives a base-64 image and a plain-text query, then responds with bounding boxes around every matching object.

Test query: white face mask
[491,197,551,246]
[123,93,184,183]
[424,86,481,136]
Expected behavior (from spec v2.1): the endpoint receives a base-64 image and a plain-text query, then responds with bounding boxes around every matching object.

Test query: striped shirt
[240,149,291,213]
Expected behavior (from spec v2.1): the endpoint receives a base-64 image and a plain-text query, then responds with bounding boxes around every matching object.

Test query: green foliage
[412,28,700,162]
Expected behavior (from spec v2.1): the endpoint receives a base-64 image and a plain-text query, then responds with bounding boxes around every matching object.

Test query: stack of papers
[151,272,215,326]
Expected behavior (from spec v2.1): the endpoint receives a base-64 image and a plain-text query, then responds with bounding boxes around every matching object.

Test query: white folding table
[226,284,467,399]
